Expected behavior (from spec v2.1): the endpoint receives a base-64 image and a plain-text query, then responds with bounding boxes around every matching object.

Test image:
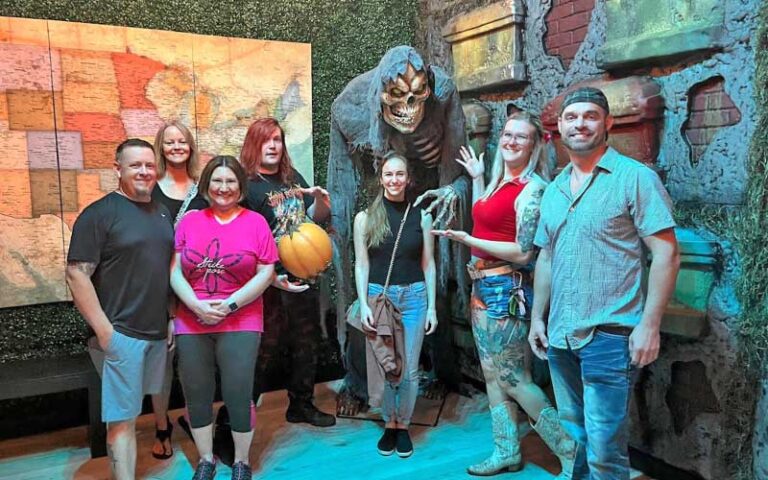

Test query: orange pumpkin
[278,222,333,280]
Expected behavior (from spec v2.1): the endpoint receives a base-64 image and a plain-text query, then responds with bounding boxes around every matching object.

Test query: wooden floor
[0,382,652,479]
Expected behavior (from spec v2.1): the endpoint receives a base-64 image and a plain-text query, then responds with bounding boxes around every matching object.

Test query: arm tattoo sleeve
[516,187,544,253]
[67,261,97,277]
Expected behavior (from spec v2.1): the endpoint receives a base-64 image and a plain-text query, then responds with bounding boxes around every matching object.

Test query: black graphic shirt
[244,170,314,238]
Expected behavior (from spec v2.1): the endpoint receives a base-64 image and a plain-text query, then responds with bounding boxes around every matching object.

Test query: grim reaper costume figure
[328,46,470,415]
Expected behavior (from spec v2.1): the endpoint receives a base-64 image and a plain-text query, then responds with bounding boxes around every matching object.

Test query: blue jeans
[472,270,532,320]
[368,281,427,426]
[548,329,639,480]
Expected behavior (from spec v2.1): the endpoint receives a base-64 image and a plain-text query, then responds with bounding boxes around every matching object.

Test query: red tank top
[471,179,526,260]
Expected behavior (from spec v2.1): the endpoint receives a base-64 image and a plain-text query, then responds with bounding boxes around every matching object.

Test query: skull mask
[381,63,430,134]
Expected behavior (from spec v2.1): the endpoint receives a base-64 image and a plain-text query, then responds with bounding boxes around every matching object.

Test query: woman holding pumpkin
[171,155,277,480]
[434,112,576,478]
[353,151,437,458]
[240,117,336,427]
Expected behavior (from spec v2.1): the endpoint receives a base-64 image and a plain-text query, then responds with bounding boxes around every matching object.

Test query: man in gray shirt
[67,139,174,480]
[529,87,680,480]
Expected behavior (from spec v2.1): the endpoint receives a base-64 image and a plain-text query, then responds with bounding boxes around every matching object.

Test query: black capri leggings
[177,331,261,432]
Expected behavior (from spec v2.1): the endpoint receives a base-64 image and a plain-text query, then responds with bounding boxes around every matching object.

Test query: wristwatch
[227,300,239,313]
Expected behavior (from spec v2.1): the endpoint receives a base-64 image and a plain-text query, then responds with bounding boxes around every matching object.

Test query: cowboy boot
[467,401,523,476]
[532,406,577,480]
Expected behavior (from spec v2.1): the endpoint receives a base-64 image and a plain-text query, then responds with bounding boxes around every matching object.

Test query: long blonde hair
[480,112,550,201]
[153,121,200,180]
[365,152,410,248]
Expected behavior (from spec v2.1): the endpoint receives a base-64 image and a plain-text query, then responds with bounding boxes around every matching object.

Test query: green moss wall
[0,0,417,361]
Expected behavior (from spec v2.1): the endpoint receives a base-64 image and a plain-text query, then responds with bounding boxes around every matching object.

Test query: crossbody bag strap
[382,203,411,292]
[173,183,198,228]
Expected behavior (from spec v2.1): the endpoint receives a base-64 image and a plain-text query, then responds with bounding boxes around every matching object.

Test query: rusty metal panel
[597,0,726,69]
[442,0,526,93]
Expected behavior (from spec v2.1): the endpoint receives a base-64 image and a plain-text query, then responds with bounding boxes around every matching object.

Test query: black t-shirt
[368,198,425,286]
[244,170,315,277]
[244,171,314,235]
[67,192,175,340]
[151,184,208,224]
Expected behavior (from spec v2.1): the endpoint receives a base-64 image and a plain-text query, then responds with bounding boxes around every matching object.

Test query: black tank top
[368,198,425,285]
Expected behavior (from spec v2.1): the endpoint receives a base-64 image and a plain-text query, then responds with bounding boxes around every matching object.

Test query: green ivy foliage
[0,0,416,361]
[739,2,768,369]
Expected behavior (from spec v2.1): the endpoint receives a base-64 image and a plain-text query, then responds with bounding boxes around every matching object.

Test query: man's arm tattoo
[67,261,97,277]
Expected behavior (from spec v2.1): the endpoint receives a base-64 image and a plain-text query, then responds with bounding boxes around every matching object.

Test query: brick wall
[544,0,595,68]
[684,76,742,165]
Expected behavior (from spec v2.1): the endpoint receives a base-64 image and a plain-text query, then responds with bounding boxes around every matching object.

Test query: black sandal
[151,416,174,460]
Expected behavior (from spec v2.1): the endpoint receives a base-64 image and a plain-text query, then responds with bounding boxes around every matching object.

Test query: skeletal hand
[414,185,458,228]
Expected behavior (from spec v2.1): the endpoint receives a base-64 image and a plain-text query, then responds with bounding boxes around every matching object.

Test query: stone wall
[416,1,761,478]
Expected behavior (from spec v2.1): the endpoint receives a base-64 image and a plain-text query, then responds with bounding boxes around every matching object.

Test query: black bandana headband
[559,87,610,115]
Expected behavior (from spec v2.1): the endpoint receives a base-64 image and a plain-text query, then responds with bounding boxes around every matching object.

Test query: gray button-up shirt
[533,147,675,350]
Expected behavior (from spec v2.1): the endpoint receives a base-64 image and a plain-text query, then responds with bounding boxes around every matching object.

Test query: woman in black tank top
[353,152,437,458]
[148,121,205,461]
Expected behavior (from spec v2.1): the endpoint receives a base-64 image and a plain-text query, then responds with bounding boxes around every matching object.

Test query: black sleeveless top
[368,198,425,285]
[151,184,207,224]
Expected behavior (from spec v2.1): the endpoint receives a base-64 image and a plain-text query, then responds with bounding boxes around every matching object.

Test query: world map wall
[0,16,313,308]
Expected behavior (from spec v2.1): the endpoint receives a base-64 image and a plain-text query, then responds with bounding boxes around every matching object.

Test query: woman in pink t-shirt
[171,156,278,480]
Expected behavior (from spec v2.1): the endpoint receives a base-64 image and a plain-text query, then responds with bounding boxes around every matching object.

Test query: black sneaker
[286,402,336,427]
[231,461,252,480]
[192,459,216,480]
[395,429,413,458]
[377,428,397,456]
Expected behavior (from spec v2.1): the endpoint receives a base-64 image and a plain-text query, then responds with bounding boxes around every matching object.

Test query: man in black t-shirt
[66,139,174,480]
[241,118,336,428]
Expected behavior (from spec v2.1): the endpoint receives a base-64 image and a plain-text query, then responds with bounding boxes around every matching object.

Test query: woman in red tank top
[435,112,577,478]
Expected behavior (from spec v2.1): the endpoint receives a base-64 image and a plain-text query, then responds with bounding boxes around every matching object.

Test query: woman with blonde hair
[148,121,207,460]
[435,112,576,478]
[354,151,437,458]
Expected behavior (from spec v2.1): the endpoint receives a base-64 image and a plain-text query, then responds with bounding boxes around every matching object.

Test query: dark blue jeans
[548,329,639,480]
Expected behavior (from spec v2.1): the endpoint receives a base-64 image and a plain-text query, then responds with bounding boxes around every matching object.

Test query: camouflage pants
[253,286,321,403]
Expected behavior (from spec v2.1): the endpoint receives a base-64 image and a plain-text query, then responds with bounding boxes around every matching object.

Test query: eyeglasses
[501,132,532,144]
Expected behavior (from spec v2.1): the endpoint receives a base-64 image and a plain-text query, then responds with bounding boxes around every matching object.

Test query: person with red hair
[241,117,334,427]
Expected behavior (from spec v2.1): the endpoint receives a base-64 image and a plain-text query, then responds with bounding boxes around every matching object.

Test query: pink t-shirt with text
[174,208,279,334]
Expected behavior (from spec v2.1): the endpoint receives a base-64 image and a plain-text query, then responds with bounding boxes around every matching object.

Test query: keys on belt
[466,262,528,318]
